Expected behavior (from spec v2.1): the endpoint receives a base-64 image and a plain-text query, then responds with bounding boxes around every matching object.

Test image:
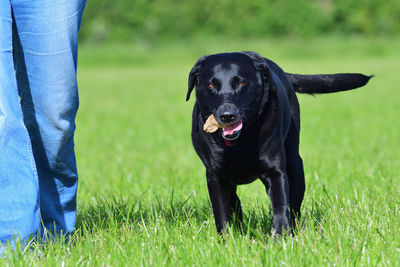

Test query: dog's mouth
[221,121,243,141]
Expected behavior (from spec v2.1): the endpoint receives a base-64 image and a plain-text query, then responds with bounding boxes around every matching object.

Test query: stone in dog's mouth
[221,121,243,141]
[203,114,243,141]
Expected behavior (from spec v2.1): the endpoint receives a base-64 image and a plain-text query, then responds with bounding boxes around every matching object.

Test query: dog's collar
[225,139,233,147]
[220,129,241,147]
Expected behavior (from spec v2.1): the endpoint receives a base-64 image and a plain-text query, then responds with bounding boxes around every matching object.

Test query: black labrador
[186,51,371,235]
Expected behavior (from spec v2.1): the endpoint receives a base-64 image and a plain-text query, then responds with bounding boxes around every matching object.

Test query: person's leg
[11,0,86,235]
[0,2,40,244]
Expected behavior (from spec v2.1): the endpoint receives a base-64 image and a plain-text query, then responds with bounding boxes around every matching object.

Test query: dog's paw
[272,214,291,237]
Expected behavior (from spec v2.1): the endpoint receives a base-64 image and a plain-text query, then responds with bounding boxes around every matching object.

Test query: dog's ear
[241,51,270,80]
[241,51,274,105]
[187,56,207,101]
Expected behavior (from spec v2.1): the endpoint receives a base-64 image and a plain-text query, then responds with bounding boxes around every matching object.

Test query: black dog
[186,51,371,235]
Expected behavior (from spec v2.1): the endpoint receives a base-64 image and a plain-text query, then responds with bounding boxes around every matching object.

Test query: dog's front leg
[206,170,234,234]
[260,169,291,235]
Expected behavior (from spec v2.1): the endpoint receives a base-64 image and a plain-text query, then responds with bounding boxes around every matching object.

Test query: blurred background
[79,0,400,42]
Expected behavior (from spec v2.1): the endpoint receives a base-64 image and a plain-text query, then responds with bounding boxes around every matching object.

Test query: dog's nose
[217,103,240,124]
[220,112,237,123]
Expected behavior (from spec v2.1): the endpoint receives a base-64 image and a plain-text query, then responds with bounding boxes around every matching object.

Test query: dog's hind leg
[286,154,305,227]
[284,123,306,228]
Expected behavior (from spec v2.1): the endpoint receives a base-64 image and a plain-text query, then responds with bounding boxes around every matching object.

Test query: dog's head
[186,52,274,140]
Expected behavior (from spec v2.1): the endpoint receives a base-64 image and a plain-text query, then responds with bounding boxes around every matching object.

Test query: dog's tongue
[223,121,243,136]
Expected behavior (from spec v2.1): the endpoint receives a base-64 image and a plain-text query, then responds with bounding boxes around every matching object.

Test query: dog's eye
[207,83,215,89]
[239,82,246,87]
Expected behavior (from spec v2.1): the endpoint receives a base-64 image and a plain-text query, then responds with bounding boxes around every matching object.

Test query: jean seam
[10,10,40,210]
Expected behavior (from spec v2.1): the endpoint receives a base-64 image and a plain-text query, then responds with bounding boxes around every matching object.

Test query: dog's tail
[286,73,373,94]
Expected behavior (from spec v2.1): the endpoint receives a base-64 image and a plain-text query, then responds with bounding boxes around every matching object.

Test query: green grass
[3,36,400,265]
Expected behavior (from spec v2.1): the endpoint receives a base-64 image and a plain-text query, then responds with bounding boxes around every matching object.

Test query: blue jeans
[0,0,86,245]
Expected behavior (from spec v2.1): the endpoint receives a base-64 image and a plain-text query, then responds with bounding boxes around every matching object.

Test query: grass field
[3,37,400,265]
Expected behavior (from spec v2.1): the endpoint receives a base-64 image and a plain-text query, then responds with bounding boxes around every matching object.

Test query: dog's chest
[216,147,260,184]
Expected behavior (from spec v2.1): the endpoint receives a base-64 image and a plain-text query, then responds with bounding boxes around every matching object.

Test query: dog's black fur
[186,52,371,235]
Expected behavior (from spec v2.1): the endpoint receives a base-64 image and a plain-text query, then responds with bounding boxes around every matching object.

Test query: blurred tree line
[79,0,400,42]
